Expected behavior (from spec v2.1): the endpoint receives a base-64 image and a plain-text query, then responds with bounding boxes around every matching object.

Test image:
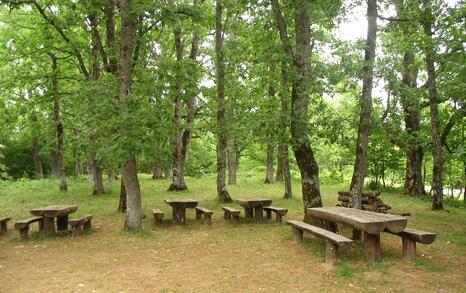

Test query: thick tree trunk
[119,0,142,231]
[271,0,320,210]
[395,2,426,196]
[215,0,232,202]
[264,139,274,184]
[349,0,377,209]
[50,54,67,191]
[151,162,163,179]
[227,137,237,185]
[422,0,443,210]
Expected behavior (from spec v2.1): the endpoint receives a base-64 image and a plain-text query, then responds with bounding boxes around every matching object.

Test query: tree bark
[349,0,377,209]
[119,0,142,230]
[151,162,163,179]
[227,137,237,185]
[264,138,274,184]
[395,1,426,196]
[49,53,67,191]
[118,171,127,213]
[215,0,232,202]
[279,62,292,198]
[271,0,321,211]
[422,0,443,210]
[276,150,284,181]
[30,111,44,179]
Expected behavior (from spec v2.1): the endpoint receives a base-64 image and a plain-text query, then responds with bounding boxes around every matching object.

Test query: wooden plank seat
[15,216,44,239]
[0,217,11,234]
[287,220,353,265]
[152,209,164,225]
[195,207,213,226]
[68,215,93,237]
[386,228,436,261]
[263,207,288,222]
[222,207,240,224]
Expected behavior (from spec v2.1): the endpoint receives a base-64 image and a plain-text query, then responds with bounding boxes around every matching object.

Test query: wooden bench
[15,217,43,239]
[223,207,240,224]
[0,217,10,234]
[263,207,288,222]
[152,209,164,225]
[195,207,213,226]
[68,215,93,237]
[287,220,353,265]
[386,228,436,261]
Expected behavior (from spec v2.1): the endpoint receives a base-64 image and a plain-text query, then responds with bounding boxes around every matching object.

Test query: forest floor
[0,172,465,292]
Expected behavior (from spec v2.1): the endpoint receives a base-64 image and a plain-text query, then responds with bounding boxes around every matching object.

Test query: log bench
[287,220,353,265]
[386,228,436,261]
[263,207,288,223]
[223,207,240,224]
[68,215,93,238]
[152,209,164,225]
[195,207,213,226]
[15,217,44,239]
[0,217,10,234]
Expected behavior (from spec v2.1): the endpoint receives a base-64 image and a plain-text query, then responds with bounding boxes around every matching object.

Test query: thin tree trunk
[215,0,232,202]
[31,111,44,179]
[272,0,322,212]
[118,172,127,213]
[119,0,142,230]
[279,62,292,198]
[276,150,284,181]
[49,53,67,191]
[73,146,83,177]
[108,168,116,184]
[349,0,377,209]
[49,122,58,177]
[422,0,443,210]
[264,139,274,184]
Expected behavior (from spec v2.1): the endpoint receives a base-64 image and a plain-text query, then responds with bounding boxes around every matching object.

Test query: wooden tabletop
[164,198,198,208]
[235,198,272,208]
[30,205,79,218]
[307,206,407,234]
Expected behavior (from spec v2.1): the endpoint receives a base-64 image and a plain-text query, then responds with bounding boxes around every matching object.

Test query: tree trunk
[215,0,232,202]
[227,137,237,185]
[264,139,274,184]
[49,54,67,192]
[280,144,292,198]
[118,172,127,213]
[108,168,116,184]
[151,162,163,179]
[49,122,58,177]
[396,1,425,196]
[276,150,284,181]
[279,62,292,198]
[349,0,377,209]
[73,146,83,177]
[422,0,443,210]
[119,0,142,231]
[271,0,321,211]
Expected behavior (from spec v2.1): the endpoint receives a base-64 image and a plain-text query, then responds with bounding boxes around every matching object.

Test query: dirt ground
[1,214,465,293]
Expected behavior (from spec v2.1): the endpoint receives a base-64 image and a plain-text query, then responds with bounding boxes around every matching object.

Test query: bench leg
[364,232,381,263]
[353,229,362,241]
[71,225,82,238]
[292,226,304,242]
[56,215,69,232]
[204,215,211,226]
[266,210,272,219]
[224,211,231,220]
[153,215,163,225]
[276,214,282,223]
[325,240,338,265]
[402,235,416,262]
[232,214,240,224]
[254,206,263,223]
[245,208,253,218]
[0,221,7,233]
[83,220,92,231]
[19,226,29,240]
[196,210,202,221]
[38,219,44,231]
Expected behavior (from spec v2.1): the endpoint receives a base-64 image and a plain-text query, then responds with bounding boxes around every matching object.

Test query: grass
[0,171,465,292]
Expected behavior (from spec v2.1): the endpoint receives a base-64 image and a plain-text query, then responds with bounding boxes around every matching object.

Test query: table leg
[43,217,56,234]
[353,229,362,240]
[172,207,180,224]
[254,206,263,223]
[179,207,186,225]
[56,215,69,232]
[245,208,253,218]
[364,232,381,263]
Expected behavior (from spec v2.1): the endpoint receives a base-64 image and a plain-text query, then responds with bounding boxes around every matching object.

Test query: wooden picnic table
[235,198,272,222]
[164,198,198,225]
[30,205,78,234]
[307,206,407,262]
